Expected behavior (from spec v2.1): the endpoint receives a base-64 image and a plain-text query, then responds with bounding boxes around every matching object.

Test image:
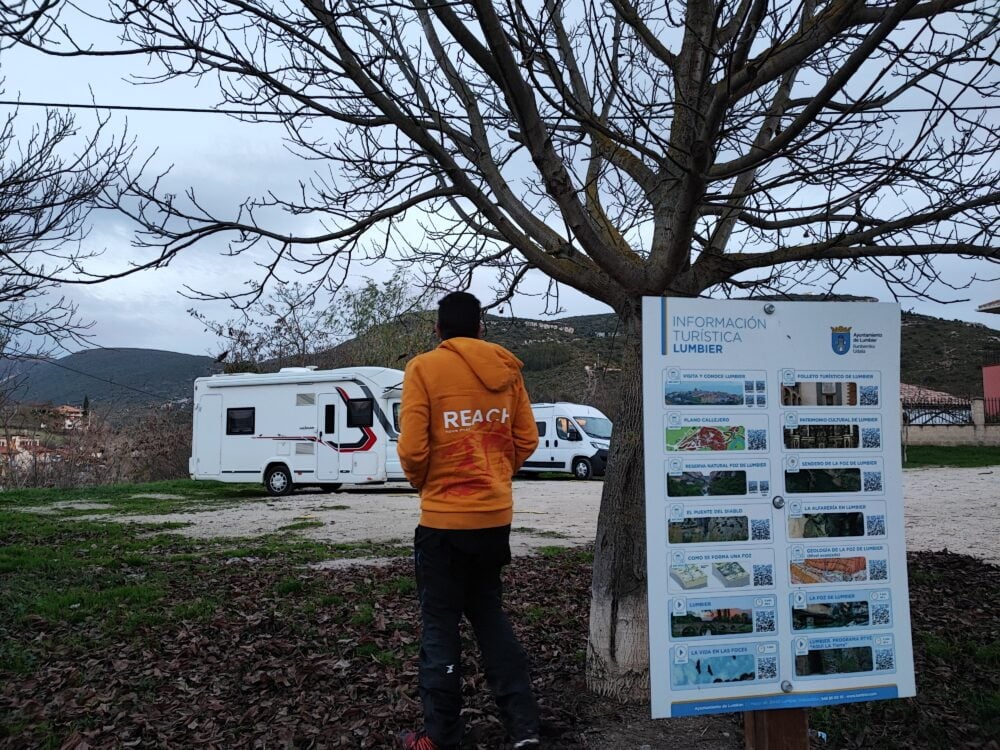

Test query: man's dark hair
[437,291,481,339]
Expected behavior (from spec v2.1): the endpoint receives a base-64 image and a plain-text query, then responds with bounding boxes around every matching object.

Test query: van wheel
[320,483,342,493]
[572,458,593,480]
[264,465,293,496]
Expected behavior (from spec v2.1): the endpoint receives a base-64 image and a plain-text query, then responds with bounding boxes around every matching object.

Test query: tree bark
[586,312,650,700]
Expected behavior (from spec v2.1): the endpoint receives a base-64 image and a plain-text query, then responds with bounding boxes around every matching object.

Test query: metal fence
[901,396,973,426]
[987,397,1000,425]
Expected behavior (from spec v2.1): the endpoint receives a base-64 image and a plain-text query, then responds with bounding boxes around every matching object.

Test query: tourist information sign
[642,298,916,718]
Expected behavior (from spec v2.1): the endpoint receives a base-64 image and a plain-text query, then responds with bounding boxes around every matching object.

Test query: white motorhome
[519,402,612,479]
[190,366,406,495]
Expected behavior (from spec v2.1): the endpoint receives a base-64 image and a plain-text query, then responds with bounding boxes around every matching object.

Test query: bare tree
[190,282,338,371]
[0,104,137,358]
[7,0,998,698]
[326,269,435,368]
[1,1,139,355]
[191,271,432,370]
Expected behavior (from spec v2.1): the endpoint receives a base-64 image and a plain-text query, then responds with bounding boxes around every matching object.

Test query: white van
[519,402,612,479]
[189,366,406,495]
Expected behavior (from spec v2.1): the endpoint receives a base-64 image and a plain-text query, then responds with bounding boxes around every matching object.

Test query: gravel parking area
[88,466,1000,564]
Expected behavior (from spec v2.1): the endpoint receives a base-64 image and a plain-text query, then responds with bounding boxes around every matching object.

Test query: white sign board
[643,298,915,718]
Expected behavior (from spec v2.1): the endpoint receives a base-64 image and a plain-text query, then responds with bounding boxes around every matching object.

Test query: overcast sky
[2,26,998,357]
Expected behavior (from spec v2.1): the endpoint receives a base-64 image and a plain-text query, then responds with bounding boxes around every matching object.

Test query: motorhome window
[556,417,573,440]
[346,398,375,428]
[296,393,316,406]
[392,403,401,432]
[535,421,546,437]
[226,407,255,435]
[324,405,336,434]
[575,416,612,440]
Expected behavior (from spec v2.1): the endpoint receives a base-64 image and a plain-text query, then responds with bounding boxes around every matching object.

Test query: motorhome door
[316,393,342,481]
[194,394,222,475]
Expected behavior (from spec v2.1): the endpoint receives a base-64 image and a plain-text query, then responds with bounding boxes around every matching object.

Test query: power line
[1,98,998,117]
[0,99,281,117]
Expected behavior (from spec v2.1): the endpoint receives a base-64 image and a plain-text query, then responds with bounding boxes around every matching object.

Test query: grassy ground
[0,479,269,515]
[902,444,1000,468]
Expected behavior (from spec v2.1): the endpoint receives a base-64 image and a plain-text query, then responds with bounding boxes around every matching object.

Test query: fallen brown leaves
[810,551,1000,750]
[1,549,997,749]
[1,550,598,749]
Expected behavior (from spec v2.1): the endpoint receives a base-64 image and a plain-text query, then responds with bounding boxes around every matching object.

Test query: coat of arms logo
[831,326,852,355]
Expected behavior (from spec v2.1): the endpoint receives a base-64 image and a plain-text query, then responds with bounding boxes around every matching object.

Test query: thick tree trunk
[586,315,650,700]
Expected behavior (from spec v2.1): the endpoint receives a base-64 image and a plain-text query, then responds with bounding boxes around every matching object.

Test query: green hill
[8,349,219,409]
[900,312,1000,396]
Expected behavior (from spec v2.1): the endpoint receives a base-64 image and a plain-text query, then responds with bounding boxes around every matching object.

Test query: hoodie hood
[438,338,524,393]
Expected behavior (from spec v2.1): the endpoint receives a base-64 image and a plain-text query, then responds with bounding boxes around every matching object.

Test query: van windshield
[575,416,612,440]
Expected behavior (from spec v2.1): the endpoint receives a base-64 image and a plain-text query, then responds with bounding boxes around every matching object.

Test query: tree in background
[191,270,433,371]
[7,0,998,698]
[0,403,190,489]
[0,101,135,358]
[189,282,337,372]
[325,269,435,368]
[0,8,139,465]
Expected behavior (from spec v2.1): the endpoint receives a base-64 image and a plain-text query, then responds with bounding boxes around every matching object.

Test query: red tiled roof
[899,383,968,402]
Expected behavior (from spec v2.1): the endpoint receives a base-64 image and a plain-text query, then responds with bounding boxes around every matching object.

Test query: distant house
[900,384,971,425]
[53,405,85,430]
[523,320,575,334]
[0,435,58,473]
[0,435,41,452]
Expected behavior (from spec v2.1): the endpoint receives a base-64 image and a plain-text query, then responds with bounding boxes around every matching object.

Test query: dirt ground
[69,466,1000,564]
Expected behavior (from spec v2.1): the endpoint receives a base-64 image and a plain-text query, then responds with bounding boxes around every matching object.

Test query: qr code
[875,649,895,671]
[757,656,777,680]
[755,610,776,633]
[747,430,767,451]
[863,472,883,493]
[871,604,891,626]
[859,386,880,406]
[866,514,887,536]
[756,380,766,392]
[756,395,767,407]
[861,428,881,448]
[745,380,755,392]
[869,559,888,581]
[751,519,772,541]
[753,564,774,587]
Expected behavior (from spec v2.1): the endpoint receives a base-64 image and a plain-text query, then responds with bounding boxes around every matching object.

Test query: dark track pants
[414,525,539,748]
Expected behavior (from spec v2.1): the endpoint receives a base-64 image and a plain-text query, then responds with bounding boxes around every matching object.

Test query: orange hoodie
[397,337,539,530]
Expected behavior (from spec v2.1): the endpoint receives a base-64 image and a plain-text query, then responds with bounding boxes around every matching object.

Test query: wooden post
[743,708,809,750]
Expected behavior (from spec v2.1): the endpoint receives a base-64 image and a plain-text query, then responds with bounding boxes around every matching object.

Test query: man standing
[396,292,541,750]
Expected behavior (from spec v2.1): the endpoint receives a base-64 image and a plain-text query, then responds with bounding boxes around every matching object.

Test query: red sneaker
[397,730,441,750]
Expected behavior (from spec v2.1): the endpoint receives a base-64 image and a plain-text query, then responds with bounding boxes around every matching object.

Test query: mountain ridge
[4,348,220,410]
[6,310,998,411]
